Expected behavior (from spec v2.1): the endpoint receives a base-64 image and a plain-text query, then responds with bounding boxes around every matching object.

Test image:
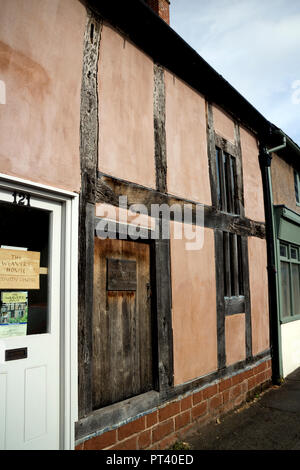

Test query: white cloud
[170,0,300,144]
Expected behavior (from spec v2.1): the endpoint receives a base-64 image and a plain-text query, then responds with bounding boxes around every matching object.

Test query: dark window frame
[213,129,247,313]
[223,231,244,293]
[279,241,300,321]
[206,104,252,368]
[214,230,251,368]
[213,132,245,217]
[222,231,245,314]
[216,147,239,215]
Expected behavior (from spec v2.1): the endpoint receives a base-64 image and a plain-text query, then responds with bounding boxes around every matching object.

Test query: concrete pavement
[184,367,300,450]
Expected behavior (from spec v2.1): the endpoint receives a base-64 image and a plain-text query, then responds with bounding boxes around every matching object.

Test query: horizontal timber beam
[96,172,266,239]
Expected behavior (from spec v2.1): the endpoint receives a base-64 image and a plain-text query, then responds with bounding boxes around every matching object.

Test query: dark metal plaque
[107,259,137,291]
[5,347,28,361]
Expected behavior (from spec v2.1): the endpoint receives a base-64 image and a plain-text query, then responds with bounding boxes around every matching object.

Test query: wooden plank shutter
[93,238,154,409]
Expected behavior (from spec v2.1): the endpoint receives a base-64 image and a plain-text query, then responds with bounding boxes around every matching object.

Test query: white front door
[0,187,62,450]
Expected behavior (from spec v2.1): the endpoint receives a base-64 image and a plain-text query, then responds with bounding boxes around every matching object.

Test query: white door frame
[0,172,79,450]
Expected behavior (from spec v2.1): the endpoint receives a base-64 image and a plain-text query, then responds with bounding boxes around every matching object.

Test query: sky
[169,0,300,146]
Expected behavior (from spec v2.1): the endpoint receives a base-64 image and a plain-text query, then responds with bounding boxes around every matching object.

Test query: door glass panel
[0,201,49,338]
[292,264,300,316]
[280,261,291,318]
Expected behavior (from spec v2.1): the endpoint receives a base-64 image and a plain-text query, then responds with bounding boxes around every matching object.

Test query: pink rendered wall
[165,71,211,205]
[98,24,156,189]
[271,153,300,214]
[170,222,217,385]
[248,237,270,356]
[212,104,235,143]
[0,0,86,191]
[240,126,265,222]
[225,314,246,366]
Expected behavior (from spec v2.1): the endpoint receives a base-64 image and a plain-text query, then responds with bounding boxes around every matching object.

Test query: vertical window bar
[230,233,239,296]
[219,150,227,212]
[222,152,229,212]
[215,147,240,215]
[215,148,222,209]
[223,232,231,297]
[223,232,227,295]
[230,156,239,215]
[224,153,233,214]
[237,235,244,295]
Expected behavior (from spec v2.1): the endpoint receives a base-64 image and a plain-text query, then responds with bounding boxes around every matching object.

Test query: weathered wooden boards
[93,238,153,408]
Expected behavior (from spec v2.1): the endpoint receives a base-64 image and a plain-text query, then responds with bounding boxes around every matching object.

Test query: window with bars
[223,232,244,298]
[294,170,300,205]
[222,232,245,315]
[279,242,300,319]
[216,147,239,215]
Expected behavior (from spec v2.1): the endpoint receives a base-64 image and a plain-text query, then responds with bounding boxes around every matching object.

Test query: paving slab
[184,368,300,450]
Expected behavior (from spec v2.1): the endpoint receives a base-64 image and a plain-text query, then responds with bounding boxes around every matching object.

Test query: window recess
[223,232,245,315]
[216,147,239,215]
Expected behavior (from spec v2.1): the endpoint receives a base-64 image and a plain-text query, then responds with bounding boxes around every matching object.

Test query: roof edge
[83,0,299,164]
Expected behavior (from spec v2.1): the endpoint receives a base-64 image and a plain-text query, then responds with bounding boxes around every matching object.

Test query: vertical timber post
[78,10,102,418]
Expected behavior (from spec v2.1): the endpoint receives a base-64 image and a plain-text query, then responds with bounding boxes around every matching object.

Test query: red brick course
[117,416,145,441]
[209,393,222,410]
[219,377,232,391]
[109,436,137,451]
[138,430,151,449]
[76,360,272,451]
[158,401,180,422]
[181,395,193,411]
[175,410,191,431]
[146,411,158,428]
[191,401,208,419]
[152,419,174,443]
[82,429,117,450]
[203,384,218,399]
[192,390,203,406]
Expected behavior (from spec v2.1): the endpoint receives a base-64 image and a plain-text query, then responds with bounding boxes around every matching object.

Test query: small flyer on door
[0,291,28,338]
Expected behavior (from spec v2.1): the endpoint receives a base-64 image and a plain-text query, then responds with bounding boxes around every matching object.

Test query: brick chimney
[145,0,170,25]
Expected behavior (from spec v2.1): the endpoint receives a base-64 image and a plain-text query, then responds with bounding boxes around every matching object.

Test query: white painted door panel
[0,188,61,450]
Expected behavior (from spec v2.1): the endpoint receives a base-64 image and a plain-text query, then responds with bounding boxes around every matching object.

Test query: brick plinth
[76,359,272,450]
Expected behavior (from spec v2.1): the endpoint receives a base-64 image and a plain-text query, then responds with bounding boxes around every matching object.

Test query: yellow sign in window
[0,249,40,290]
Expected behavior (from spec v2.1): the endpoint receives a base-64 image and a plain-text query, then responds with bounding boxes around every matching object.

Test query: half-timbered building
[0,0,298,450]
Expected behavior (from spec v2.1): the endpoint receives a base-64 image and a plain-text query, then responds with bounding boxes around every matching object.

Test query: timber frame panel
[206,102,252,369]
[78,11,174,424]
[77,7,269,442]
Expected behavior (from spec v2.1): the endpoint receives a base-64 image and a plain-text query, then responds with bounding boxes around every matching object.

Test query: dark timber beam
[96,172,266,239]
[78,9,102,418]
[153,64,167,193]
